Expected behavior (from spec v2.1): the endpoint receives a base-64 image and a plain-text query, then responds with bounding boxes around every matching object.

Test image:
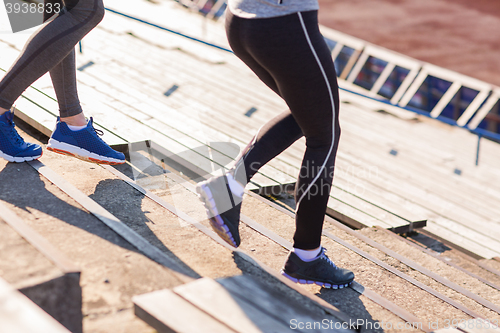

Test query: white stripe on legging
[295,11,337,210]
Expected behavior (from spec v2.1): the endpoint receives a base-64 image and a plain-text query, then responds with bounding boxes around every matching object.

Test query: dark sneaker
[281,247,354,289]
[47,117,125,165]
[196,173,243,247]
[0,110,42,163]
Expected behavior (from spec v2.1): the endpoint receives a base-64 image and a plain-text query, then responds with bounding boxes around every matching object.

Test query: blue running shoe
[0,110,42,163]
[47,117,125,165]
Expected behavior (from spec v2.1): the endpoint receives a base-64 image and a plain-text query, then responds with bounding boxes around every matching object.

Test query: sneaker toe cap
[111,150,125,161]
[336,267,355,282]
[15,143,42,158]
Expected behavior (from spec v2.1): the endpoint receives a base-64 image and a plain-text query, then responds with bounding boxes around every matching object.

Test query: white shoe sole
[0,149,42,163]
[47,139,124,165]
[196,182,238,247]
[280,270,352,289]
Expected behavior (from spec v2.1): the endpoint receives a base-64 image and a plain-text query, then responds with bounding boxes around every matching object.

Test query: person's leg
[0,0,104,111]
[44,0,85,125]
[230,11,341,250]
[198,10,353,287]
[0,0,103,163]
[0,0,124,164]
[242,11,353,286]
[225,11,304,184]
[198,11,335,247]
[196,10,304,247]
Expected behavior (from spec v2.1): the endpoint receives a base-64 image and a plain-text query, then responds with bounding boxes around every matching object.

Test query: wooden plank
[334,151,500,245]
[343,106,500,178]
[173,277,308,333]
[468,89,500,130]
[398,69,430,107]
[133,288,237,333]
[91,18,287,118]
[333,119,500,221]
[338,82,419,120]
[71,52,290,189]
[322,230,483,319]
[217,275,347,330]
[328,195,399,229]
[333,175,428,223]
[105,0,229,48]
[375,226,500,292]
[81,88,280,190]
[0,278,70,333]
[424,222,500,259]
[178,188,428,332]
[269,146,414,229]
[82,43,274,139]
[323,221,500,316]
[356,100,497,189]
[12,82,127,146]
[430,81,462,118]
[0,214,83,333]
[335,144,500,224]
[327,230,500,316]
[335,115,500,222]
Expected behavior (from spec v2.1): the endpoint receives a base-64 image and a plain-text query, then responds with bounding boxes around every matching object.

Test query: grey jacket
[228,0,319,18]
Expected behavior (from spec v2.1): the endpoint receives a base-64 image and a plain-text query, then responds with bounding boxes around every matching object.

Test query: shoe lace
[89,117,105,140]
[319,248,337,268]
[1,116,25,146]
[94,128,104,136]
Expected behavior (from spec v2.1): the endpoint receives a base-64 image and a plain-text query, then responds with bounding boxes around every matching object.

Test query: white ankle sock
[293,247,321,262]
[226,173,244,197]
[67,124,87,131]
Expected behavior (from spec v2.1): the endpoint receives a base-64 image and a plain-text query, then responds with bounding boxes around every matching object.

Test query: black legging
[226,10,341,250]
[0,0,104,117]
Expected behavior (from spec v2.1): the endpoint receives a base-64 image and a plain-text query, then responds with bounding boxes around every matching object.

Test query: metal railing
[322,28,500,145]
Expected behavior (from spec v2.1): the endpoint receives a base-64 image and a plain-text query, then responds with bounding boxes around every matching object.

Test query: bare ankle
[60,113,87,126]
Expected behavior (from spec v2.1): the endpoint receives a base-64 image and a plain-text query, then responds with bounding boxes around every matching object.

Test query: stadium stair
[0,121,499,332]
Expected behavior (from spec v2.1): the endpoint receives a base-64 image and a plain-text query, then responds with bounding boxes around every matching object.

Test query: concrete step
[0,277,71,333]
[119,161,425,332]
[482,259,500,270]
[8,123,355,331]
[238,192,500,331]
[387,229,500,294]
[358,227,500,311]
[0,201,82,332]
[54,153,359,332]
[5,110,500,332]
[0,125,191,332]
[110,139,500,332]
[134,276,352,333]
